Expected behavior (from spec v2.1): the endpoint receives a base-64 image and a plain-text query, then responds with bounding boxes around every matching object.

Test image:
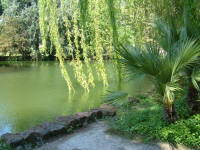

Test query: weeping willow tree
[38,0,155,92]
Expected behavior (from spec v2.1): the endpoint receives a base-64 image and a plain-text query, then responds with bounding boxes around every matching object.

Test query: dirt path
[34,122,188,150]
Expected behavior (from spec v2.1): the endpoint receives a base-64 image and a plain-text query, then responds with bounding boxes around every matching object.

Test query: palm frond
[172,39,200,75]
[153,17,179,51]
[153,18,171,49]
[117,43,163,78]
[116,38,200,104]
[117,43,174,98]
[191,67,200,91]
[104,91,128,104]
[183,0,200,40]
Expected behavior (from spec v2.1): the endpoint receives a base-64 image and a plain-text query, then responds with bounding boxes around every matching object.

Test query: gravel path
[35,121,188,150]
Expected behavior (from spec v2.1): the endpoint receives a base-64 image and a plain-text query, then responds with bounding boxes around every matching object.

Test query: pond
[0,61,152,135]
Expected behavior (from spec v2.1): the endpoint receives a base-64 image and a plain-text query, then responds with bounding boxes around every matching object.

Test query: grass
[107,93,200,149]
[0,138,12,150]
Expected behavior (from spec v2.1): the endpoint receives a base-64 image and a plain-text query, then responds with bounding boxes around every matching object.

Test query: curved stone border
[1,104,116,149]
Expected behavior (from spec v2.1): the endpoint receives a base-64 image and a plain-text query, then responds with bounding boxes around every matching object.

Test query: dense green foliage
[115,38,200,122]
[0,0,3,15]
[0,1,40,58]
[102,0,200,123]
[102,1,200,148]
[108,94,200,149]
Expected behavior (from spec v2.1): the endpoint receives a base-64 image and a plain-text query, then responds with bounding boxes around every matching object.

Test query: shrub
[0,138,12,150]
[0,1,40,58]
[108,94,200,149]
[0,17,31,57]
[159,115,200,148]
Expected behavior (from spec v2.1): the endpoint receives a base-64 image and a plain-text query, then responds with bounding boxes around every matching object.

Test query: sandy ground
[34,121,189,150]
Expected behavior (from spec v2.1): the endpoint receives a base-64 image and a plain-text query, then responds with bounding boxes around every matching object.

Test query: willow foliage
[38,0,48,52]
[39,0,73,92]
[38,0,160,92]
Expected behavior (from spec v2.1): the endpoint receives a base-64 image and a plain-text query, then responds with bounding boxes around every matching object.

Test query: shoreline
[1,104,116,149]
[0,55,112,61]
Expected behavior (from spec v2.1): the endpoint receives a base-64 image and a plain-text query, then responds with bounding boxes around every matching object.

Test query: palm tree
[153,1,200,114]
[110,39,200,123]
[181,1,200,114]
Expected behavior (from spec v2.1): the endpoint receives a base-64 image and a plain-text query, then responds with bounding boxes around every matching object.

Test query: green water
[0,61,151,135]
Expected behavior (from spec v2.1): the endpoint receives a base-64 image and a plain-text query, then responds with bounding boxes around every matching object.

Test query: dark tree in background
[0,0,3,15]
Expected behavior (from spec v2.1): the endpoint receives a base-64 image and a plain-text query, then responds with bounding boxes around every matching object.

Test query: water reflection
[0,103,11,135]
[0,61,152,135]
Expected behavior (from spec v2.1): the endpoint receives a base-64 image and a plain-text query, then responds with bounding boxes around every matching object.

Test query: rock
[1,133,24,147]
[56,115,79,128]
[1,105,116,148]
[89,109,103,119]
[28,125,49,138]
[22,129,43,144]
[56,112,92,129]
[75,112,92,126]
[37,122,66,139]
[10,122,66,147]
[100,104,116,117]
[76,112,92,119]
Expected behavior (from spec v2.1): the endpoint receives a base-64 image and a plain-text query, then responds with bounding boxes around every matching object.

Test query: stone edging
[1,104,116,149]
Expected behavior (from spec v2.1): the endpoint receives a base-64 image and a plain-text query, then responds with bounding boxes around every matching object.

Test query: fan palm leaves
[115,39,200,122]
[152,1,200,114]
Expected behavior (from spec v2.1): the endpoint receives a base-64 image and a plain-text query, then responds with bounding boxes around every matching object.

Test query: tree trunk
[164,104,178,123]
[187,83,199,115]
